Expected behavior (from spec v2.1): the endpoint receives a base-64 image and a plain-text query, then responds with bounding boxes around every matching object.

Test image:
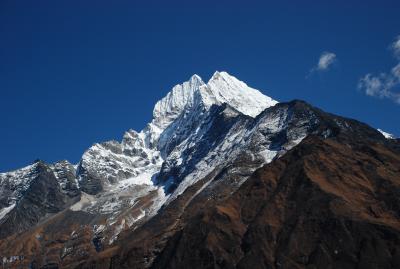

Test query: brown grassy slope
[149,135,400,269]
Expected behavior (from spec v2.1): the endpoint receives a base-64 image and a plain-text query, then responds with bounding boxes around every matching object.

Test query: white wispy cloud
[358,36,400,104]
[391,35,400,59]
[316,52,337,71]
[307,52,337,77]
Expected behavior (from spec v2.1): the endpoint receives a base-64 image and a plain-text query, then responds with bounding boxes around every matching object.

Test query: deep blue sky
[1,1,400,172]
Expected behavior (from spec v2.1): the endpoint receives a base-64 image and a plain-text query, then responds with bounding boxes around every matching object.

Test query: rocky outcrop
[0,161,79,239]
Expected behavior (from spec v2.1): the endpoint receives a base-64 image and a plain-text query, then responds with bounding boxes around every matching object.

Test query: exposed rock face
[0,161,79,239]
[0,72,399,269]
[51,160,80,198]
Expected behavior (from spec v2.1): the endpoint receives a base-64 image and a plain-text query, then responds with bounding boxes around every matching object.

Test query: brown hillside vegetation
[113,135,400,269]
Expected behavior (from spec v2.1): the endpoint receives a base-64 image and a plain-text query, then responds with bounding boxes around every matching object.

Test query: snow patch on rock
[378,129,396,139]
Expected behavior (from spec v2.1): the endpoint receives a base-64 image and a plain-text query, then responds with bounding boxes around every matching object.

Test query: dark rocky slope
[148,135,400,269]
[0,161,79,239]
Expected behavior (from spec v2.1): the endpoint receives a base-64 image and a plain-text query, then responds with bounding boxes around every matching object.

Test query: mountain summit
[153,71,277,126]
[1,72,399,269]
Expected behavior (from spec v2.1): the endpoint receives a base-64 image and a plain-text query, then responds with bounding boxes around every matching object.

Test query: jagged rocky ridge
[0,71,398,268]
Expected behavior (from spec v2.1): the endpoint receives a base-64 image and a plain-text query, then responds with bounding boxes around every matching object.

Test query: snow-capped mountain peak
[3,70,396,265]
[152,71,277,132]
[152,74,205,131]
[70,71,280,221]
[142,71,278,151]
[205,71,278,117]
[1,71,283,247]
